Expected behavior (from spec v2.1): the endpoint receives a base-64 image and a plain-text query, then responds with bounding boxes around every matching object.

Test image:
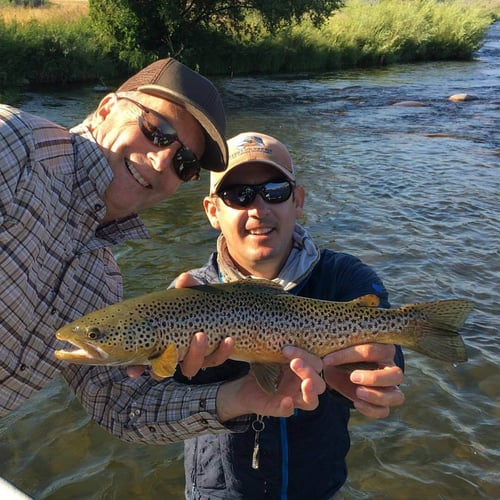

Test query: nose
[247,193,271,215]
[147,143,179,173]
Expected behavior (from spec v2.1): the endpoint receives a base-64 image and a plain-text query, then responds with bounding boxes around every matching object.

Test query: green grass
[209,0,498,74]
[0,0,498,87]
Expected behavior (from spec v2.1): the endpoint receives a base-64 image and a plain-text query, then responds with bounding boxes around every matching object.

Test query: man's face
[204,163,305,279]
[91,93,205,222]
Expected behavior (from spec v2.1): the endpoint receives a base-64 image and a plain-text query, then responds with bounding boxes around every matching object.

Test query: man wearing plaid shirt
[1,59,326,443]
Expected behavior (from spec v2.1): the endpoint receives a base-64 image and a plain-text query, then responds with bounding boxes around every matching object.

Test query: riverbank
[0,0,499,90]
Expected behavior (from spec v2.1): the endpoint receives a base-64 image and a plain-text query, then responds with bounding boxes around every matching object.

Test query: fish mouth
[54,339,110,363]
[125,159,152,189]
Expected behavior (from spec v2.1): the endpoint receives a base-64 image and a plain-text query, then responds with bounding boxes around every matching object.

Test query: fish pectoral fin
[251,363,282,395]
[350,294,380,307]
[149,344,177,378]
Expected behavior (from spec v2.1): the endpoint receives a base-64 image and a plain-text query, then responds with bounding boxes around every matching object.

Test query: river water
[1,22,499,500]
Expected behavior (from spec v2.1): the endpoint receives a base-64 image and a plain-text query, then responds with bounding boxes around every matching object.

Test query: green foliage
[316,0,494,65]
[88,0,343,68]
[0,15,118,87]
[0,0,497,87]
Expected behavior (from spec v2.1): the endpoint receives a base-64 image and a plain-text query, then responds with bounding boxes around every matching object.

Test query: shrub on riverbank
[0,0,498,88]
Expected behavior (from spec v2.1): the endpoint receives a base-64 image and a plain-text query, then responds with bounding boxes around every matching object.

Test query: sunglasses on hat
[216,179,295,209]
[118,95,201,182]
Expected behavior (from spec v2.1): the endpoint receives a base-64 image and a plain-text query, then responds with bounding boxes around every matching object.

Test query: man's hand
[216,346,326,422]
[127,272,234,380]
[322,344,404,419]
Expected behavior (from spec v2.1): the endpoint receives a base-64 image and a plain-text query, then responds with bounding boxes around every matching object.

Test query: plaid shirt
[0,105,239,442]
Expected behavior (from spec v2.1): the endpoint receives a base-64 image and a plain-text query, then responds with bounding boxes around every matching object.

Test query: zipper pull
[251,414,265,470]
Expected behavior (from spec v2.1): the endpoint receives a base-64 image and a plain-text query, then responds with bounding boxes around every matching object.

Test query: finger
[351,365,404,387]
[298,377,321,410]
[323,368,358,401]
[129,364,170,381]
[126,365,147,379]
[175,272,201,288]
[277,396,295,417]
[283,345,323,373]
[289,358,326,394]
[179,331,208,378]
[353,399,391,419]
[323,343,396,366]
[356,385,405,408]
[201,337,235,369]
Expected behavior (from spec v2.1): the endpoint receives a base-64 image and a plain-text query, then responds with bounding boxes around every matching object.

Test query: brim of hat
[211,159,295,193]
[138,85,228,172]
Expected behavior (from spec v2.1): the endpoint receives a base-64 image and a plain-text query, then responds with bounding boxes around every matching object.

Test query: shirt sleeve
[0,106,30,221]
[62,364,250,444]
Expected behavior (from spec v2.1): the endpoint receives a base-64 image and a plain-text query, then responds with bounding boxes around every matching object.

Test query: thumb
[175,272,201,288]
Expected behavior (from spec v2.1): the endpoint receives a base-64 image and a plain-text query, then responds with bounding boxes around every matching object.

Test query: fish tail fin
[404,299,473,362]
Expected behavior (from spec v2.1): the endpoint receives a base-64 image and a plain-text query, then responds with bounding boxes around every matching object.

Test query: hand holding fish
[216,346,326,422]
[323,343,405,419]
[126,273,235,380]
[174,273,235,378]
[126,332,235,380]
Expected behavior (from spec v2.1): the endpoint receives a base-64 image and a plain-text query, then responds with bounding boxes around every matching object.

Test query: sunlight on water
[1,22,499,500]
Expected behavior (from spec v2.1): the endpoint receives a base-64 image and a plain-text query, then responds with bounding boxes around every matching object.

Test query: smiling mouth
[248,227,274,235]
[125,159,152,189]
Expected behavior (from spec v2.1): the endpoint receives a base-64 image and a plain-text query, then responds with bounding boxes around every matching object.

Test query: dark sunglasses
[118,95,201,182]
[216,179,295,209]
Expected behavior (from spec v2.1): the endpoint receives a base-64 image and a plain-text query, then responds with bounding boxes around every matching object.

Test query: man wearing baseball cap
[1,52,325,464]
[171,132,406,499]
[1,57,230,417]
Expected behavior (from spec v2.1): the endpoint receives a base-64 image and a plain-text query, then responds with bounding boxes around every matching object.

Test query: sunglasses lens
[138,114,177,147]
[174,147,201,182]
[220,186,256,207]
[119,96,201,181]
[218,181,293,208]
[262,181,293,203]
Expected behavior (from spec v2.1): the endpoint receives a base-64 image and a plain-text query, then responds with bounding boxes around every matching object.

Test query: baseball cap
[117,58,228,172]
[210,132,295,193]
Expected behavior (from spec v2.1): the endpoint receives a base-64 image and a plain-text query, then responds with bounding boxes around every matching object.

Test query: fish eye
[87,327,103,340]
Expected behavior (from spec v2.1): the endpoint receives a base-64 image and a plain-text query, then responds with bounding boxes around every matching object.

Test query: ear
[91,93,119,127]
[203,196,221,230]
[293,184,305,218]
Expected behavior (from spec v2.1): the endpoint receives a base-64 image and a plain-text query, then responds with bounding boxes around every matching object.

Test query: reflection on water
[1,23,499,500]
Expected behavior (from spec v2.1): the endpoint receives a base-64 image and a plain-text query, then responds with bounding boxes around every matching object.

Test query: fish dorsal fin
[193,279,286,296]
[251,363,282,394]
[149,343,177,378]
[236,279,286,294]
[349,294,380,307]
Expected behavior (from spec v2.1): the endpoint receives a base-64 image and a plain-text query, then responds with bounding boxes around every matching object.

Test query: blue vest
[175,249,404,500]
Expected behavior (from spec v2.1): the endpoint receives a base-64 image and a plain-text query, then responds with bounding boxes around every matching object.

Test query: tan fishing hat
[117,58,228,172]
[210,132,295,193]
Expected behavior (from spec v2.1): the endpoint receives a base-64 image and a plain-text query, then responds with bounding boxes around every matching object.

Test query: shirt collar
[69,124,151,250]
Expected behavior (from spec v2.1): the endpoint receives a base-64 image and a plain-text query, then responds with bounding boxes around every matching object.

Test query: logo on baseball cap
[210,132,294,193]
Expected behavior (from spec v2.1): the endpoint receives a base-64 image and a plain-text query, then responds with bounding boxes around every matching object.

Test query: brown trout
[55,280,472,392]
